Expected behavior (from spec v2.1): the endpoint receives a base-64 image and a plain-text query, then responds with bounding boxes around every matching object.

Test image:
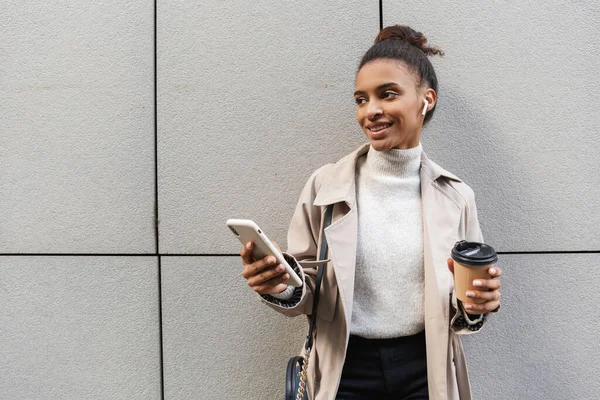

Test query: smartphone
[226,219,302,287]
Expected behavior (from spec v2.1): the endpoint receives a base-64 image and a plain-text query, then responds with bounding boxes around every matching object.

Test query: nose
[366,99,382,120]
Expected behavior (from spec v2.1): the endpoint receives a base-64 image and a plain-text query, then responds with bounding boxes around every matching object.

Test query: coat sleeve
[450,187,489,335]
[257,166,330,317]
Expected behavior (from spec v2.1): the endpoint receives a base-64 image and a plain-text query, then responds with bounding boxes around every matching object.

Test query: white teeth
[370,124,391,132]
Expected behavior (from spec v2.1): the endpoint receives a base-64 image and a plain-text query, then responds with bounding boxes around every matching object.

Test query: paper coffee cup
[451,240,498,304]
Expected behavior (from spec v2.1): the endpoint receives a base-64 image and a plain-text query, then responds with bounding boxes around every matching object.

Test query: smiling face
[354,59,436,151]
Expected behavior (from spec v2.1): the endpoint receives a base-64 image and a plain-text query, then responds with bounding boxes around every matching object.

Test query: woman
[240,25,502,400]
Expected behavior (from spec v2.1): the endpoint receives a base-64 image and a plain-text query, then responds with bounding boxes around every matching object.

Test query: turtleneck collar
[362,142,423,178]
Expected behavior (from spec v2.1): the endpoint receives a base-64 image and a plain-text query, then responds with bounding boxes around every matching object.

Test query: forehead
[355,59,419,90]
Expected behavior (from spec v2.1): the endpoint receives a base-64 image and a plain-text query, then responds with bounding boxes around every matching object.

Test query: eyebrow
[353,82,399,97]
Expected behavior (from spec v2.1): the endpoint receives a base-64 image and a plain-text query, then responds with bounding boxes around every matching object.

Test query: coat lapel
[323,207,357,332]
[421,153,463,400]
[313,145,368,332]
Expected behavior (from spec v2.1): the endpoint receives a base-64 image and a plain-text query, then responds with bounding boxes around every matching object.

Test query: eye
[382,91,398,99]
[354,97,367,105]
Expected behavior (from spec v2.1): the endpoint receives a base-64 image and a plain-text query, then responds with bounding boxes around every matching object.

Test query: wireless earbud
[421,99,429,116]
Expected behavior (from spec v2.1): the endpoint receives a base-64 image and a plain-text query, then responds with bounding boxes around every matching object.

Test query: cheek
[387,104,405,122]
[389,101,416,123]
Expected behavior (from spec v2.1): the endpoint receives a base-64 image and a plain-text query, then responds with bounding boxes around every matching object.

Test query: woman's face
[354,59,436,151]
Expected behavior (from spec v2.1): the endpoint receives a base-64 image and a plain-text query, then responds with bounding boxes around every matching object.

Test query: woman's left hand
[447,258,502,314]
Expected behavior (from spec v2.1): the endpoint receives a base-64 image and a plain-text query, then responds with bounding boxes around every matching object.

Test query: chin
[368,140,392,152]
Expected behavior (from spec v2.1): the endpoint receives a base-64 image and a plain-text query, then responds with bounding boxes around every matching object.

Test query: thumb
[447,258,454,274]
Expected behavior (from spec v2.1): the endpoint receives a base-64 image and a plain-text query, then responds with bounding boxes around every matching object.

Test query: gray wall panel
[158,0,379,253]
[462,254,600,399]
[384,1,600,251]
[0,0,155,253]
[161,256,305,399]
[0,256,161,400]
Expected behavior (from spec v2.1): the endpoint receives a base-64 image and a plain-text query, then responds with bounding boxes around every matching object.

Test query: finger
[241,255,278,279]
[463,299,500,314]
[465,289,501,302]
[272,241,282,253]
[473,278,501,290]
[447,258,454,274]
[252,274,291,294]
[247,264,286,287]
[256,282,290,295]
[240,241,255,264]
[488,266,503,277]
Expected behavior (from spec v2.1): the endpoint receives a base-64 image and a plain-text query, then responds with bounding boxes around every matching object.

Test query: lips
[366,122,392,134]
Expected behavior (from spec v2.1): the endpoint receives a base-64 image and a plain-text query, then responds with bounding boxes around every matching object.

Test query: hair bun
[375,25,444,56]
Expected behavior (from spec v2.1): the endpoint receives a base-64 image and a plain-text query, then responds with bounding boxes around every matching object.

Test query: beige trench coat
[261,144,488,400]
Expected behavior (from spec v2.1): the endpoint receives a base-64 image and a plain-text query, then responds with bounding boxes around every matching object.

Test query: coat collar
[313,143,462,207]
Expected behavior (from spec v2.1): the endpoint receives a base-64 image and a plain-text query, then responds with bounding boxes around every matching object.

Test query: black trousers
[336,330,429,400]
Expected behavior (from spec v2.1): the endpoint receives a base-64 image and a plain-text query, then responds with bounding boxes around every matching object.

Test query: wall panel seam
[2,251,599,257]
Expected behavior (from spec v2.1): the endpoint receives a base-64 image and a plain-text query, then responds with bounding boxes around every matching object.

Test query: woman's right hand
[240,241,291,295]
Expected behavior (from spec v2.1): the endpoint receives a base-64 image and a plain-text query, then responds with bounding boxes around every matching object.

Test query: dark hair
[359,25,444,124]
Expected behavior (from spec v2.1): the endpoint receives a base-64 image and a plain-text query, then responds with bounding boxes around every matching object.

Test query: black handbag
[285,204,334,400]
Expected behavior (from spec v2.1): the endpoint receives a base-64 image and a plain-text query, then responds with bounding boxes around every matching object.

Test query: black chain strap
[296,204,334,399]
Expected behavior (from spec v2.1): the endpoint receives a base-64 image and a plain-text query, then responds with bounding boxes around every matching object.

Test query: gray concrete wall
[1,0,598,399]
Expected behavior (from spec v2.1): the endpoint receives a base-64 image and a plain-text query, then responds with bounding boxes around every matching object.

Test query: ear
[424,88,437,113]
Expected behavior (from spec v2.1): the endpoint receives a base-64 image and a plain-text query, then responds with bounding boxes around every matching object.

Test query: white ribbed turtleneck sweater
[351,143,425,339]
